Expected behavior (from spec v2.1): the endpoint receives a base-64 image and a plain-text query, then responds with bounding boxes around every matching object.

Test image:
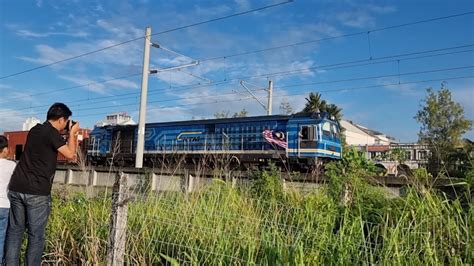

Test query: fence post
[107,172,129,266]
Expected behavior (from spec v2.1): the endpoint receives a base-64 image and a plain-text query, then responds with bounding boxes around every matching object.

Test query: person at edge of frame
[0,135,16,263]
[4,103,79,266]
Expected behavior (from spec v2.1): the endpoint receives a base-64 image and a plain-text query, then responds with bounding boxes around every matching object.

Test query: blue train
[87,113,342,169]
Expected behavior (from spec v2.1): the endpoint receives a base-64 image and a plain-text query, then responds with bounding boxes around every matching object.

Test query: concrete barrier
[52,168,403,196]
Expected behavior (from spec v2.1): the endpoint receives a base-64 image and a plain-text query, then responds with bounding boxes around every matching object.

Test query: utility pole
[135,26,151,168]
[239,80,274,116]
[267,80,273,115]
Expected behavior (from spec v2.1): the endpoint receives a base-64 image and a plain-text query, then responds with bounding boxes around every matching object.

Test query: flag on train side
[262,129,287,149]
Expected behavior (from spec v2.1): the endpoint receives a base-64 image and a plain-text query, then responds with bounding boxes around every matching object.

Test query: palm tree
[303,92,327,113]
[325,103,343,122]
[301,92,343,122]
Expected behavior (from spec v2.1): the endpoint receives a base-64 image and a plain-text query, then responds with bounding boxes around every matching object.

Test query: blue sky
[0,0,473,142]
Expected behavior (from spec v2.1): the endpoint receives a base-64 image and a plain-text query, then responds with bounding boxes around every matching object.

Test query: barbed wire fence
[75,164,463,265]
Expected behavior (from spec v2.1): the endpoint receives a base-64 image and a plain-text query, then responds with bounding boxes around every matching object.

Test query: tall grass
[43,173,472,265]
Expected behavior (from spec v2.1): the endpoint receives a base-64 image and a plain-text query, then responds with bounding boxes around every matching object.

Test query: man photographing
[5,103,79,265]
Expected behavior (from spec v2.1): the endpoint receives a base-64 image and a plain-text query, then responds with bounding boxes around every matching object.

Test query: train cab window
[322,122,331,138]
[300,126,315,141]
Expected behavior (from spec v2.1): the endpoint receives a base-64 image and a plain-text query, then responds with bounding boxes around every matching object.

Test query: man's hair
[0,135,8,151]
[47,103,72,121]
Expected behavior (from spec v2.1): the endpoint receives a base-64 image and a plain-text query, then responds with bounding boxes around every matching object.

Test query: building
[95,112,137,127]
[340,119,397,146]
[4,129,90,161]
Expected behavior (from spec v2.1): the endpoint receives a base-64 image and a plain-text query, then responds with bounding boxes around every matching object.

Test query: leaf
[160,253,180,266]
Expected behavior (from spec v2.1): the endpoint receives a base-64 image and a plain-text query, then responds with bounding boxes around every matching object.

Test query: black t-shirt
[9,121,66,195]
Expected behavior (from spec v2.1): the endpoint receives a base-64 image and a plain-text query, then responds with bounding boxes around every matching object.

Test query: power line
[61,63,474,111]
[1,9,472,81]
[15,68,474,119]
[0,72,142,104]
[199,12,474,62]
[68,65,474,112]
[277,65,474,88]
[3,43,472,109]
[3,47,473,116]
[0,1,293,80]
[149,0,294,37]
[70,75,474,119]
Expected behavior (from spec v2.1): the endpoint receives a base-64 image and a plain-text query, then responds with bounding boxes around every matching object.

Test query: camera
[65,120,77,133]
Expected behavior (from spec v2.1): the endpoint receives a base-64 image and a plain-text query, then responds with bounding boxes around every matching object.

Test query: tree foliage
[232,108,248,118]
[302,92,343,122]
[279,99,294,115]
[214,108,248,119]
[214,110,230,119]
[415,84,472,176]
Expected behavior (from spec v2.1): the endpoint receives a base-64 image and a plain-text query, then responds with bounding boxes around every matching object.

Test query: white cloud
[375,77,424,97]
[367,4,397,14]
[0,84,12,90]
[96,19,142,39]
[333,3,397,29]
[17,44,71,65]
[94,5,104,12]
[36,0,43,7]
[337,11,375,29]
[193,4,231,17]
[16,29,89,38]
[234,0,251,11]
[16,30,89,38]
[0,108,28,133]
[452,86,474,118]
[58,75,107,94]
[106,79,139,89]
[138,106,189,122]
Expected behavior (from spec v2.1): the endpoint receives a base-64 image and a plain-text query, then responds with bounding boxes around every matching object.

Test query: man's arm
[58,122,80,161]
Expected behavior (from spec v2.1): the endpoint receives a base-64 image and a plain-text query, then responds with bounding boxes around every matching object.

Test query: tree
[303,92,327,113]
[279,99,294,115]
[325,103,343,123]
[301,92,343,122]
[214,111,230,119]
[415,84,472,176]
[232,108,248,118]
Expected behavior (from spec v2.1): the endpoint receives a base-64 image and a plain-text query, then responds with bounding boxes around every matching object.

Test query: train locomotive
[87,112,342,169]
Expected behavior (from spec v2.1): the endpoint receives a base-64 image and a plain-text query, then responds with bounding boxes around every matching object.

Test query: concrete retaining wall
[52,169,401,197]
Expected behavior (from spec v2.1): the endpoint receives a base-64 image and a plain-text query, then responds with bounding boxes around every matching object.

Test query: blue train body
[88,113,341,167]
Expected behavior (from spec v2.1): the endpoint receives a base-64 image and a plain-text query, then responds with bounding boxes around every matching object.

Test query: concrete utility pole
[239,80,274,116]
[267,80,273,115]
[135,26,151,168]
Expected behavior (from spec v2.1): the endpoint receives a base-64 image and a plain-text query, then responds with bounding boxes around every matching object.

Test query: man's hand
[59,120,80,161]
[69,121,80,135]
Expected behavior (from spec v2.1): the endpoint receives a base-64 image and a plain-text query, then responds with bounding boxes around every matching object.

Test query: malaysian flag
[262,129,287,149]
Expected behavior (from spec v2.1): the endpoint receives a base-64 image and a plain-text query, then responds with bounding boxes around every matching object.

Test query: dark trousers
[4,191,51,266]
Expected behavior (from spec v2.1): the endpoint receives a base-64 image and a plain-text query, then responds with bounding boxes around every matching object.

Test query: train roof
[96,112,336,129]
[147,114,293,127]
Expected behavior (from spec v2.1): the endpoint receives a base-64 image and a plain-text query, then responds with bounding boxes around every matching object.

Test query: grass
[42,172,472,265]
